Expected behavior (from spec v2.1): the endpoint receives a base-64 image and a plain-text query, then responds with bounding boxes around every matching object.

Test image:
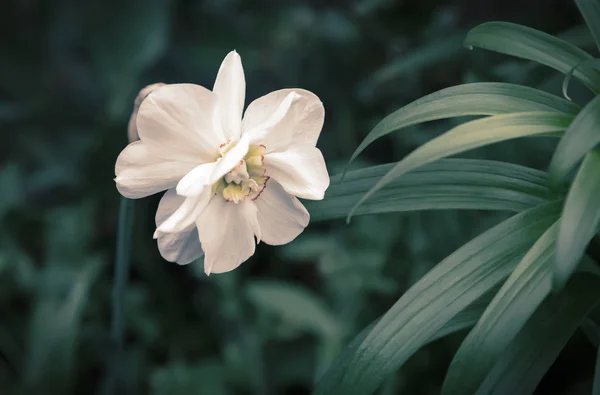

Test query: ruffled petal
[136,83,224,163]
[115,141,196,199]
[213,51,245,140]
[209,134,250,184]
[242,88,325,152]
[263,145,329,200]
[155,189,204,264]
[255,180,309,245]
[196,197,259,275]
[156,187,213,234]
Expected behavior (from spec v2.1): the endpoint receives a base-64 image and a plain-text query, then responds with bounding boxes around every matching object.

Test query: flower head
[115,51,329,274]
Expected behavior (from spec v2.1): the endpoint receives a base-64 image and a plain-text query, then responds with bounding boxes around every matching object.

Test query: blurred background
[0,0,596,394]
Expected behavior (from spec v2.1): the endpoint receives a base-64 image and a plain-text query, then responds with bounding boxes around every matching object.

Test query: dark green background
[0,0,594,394]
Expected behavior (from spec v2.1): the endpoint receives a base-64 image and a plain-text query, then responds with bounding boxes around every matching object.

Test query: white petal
[115,141,196,199]
[155,189,204,264]
[128,83,165,143]
[244,91,299,144]
[157,187,213,234]
[197,197,259,275]
[213,51,245,140]
[136,83,224,163]
[242,88,325,152]
[176,162,216,197]
[263,145,330,200]
[156,229,204,265]
[255,180,309,245]
[209,134,250,184]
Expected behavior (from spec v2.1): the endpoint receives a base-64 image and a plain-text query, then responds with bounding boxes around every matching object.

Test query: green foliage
[315,3,600,394]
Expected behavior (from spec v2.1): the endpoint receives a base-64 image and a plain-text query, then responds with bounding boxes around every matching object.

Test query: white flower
[115,51,329,275]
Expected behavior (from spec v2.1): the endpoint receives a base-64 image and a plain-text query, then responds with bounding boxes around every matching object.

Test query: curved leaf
[307,159,558,222]
[550,95,600,181]
[347,112,573,222]
[465,22,600,93]
[442,220,559,395]
[476,274,600,395]
[313,201,561,395]
[554,147,600,290]
[348,83,579,167]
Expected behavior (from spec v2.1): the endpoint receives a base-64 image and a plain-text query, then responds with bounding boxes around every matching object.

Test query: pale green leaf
[348,112,573,221]
[554,146,600,289]
[550,95,600,181]
[442,220,559,395]
[476,274,600,395]
[307,159,558,222]
[313,201,561,395]
[348,83,579,167]
[464,22,600,93]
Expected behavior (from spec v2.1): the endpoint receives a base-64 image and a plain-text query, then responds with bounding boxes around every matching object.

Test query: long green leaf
[347,112,573,222]
[307,159,557,222]
[316,289,496,389]
[550,95,600,181]
[313,201,561,395]
[464,22,600,93]
[476,274,600,395]
[577,0,600,52]
[554,147,600,289]
[442,220,559,395]
[348,83,579,167]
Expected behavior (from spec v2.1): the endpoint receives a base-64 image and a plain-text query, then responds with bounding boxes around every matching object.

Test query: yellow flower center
[213,143,268,203]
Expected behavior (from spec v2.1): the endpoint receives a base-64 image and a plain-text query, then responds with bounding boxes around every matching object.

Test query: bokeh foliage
[1,0,598,394]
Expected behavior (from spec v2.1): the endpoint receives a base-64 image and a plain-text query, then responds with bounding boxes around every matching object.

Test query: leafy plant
[308,1,600,393]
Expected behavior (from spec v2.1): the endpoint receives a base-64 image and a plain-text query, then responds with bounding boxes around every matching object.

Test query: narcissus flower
[115,51,329,274]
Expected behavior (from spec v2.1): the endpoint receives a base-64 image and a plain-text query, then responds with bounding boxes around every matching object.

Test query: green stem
[108,197,134,394]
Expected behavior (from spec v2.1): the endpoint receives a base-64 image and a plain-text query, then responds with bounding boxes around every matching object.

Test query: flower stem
[108,197,134,394]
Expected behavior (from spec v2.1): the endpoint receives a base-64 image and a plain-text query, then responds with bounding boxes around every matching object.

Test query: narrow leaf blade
[348,112,573,221]
[314,201,561,395]
[476,274,600,395]
[465,22,600,92]
[308,159,557,222]
[348,82,579,166]
[550,95,600,180]
[554,147,600,289]
[442,221,559,395]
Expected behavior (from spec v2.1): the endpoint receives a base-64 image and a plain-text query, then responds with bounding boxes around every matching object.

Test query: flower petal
[156,229,204,265]
[155,189,204,264]
[255,180,309,245]
[263,145,329,200]
[176,162,216,197]
[128,82,165,143]
[197,197,259,275]
[136,83,224,163]
[213,51,245,140]
[157,187,213,234]
[115,141,196,199]
[209,134,250,184]
[242,88,325,152]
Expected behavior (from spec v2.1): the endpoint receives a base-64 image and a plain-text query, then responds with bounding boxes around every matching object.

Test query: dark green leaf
[464,22,600,93]
[554,147,600,289]
[308,159,558,222]
[348,83,579,167]
[313,201,561,395]
[348,112,573,221]
[442,221,559,395]
[476,274,600,395]
[550,95,600,181]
